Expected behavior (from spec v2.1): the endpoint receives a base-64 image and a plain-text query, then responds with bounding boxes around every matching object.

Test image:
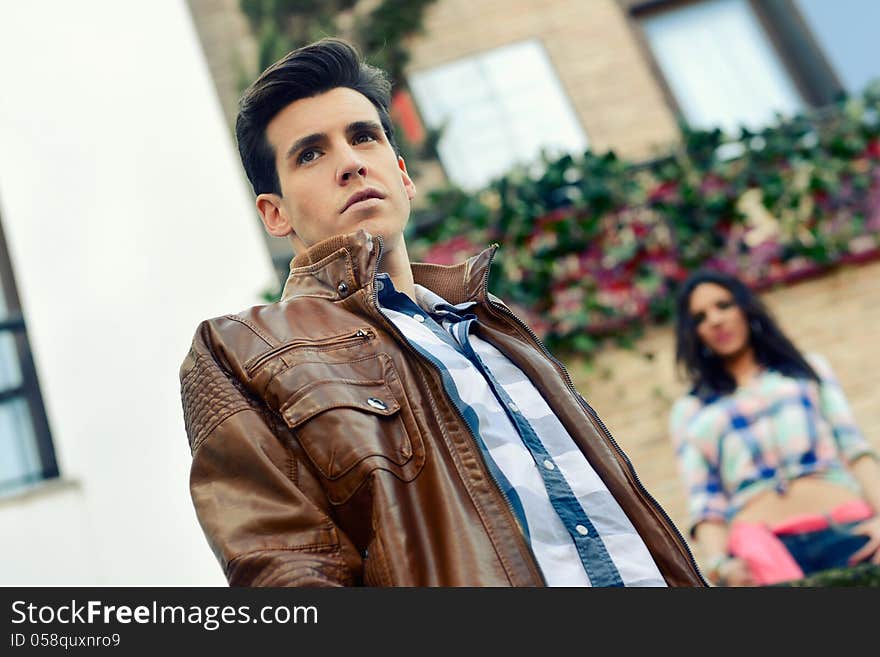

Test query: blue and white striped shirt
[377,274,666,587]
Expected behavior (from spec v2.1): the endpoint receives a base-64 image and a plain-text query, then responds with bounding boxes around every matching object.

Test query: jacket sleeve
[180,323,362,587]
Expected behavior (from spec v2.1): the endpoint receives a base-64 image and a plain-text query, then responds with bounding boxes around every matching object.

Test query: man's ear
[256,193,293,238]
[398,156,417,201]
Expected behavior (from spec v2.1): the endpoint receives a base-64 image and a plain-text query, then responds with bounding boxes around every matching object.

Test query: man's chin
[350,218,407,247]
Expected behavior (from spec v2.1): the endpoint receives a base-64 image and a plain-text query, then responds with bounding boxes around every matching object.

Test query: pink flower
[864,139,880,160]
[421,235,482,265]
[648,181,678,203]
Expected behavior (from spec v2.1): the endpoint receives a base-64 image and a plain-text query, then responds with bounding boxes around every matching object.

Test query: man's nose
[337,148,367,184]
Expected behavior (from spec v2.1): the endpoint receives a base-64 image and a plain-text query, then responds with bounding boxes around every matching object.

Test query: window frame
[0,206,58,493]
[621,0,846,128]
[407,39,589,191]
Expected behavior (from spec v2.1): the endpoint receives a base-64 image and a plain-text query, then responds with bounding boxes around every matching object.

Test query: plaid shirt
[669,353,877,535]
[377,274,666,587]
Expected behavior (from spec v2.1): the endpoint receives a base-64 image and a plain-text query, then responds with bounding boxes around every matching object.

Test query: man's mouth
[342,188,385,213]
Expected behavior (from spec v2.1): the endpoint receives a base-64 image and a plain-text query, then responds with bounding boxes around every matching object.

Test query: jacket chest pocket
[273,353,426,504]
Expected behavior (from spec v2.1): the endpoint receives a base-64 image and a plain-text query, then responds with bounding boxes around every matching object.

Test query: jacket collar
[279,229,497,305]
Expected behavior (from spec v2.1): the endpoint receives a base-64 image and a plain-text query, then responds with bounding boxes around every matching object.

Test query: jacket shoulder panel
[180,316,272,454]
[180,344,260,455]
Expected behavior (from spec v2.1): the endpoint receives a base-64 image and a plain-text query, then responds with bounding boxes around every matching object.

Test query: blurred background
[0,0,877,585]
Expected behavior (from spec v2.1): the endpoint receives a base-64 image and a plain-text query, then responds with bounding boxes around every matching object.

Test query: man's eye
[298,149,319,165]
[353,132,376,145]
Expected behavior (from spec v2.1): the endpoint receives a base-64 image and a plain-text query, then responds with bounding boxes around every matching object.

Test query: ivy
[239,0,436,82]
[408,83,880,359]
[774,563,880,587]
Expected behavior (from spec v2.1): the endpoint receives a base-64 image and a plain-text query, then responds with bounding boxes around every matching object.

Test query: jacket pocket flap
[280,378,401,428]
[275,356,414,484]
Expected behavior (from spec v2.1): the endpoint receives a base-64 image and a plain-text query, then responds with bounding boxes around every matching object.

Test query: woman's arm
[850,454,880,511]
[847,455,880,566]
[669,397,748,584]
[810,354,880,565]
[694,521,754,586]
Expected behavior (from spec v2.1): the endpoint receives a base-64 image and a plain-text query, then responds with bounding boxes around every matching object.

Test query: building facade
[0,0,275,585]
[180,0,880,568]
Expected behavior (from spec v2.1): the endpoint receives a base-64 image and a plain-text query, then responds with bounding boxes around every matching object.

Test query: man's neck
[378,236,416,302]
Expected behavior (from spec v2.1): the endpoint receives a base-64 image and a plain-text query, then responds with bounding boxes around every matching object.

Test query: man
[180,38,705,586]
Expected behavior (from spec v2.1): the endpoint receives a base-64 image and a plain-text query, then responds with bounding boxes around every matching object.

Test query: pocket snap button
[367,397,388,410]
[337,282,349,296]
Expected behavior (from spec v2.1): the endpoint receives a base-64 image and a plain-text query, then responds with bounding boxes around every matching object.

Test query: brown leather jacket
[180,230,706,586]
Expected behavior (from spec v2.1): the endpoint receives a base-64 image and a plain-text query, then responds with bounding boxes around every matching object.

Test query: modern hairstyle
[235,37,398,196]
[674,269,819,398]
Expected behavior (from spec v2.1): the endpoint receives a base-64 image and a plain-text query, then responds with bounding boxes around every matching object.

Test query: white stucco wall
[0,1,275,584]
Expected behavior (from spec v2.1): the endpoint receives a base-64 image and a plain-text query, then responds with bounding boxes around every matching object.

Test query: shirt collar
[377,273,477,317]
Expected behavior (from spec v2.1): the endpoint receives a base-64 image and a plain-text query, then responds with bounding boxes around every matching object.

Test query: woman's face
[687,282,750,358]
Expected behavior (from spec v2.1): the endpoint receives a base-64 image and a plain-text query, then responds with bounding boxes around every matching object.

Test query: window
[0,212,57,495]
[639,0,804,135]
[794,0,880,94]
[408,40,588,191]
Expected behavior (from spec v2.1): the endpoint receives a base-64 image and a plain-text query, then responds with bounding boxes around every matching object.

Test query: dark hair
[235,38,398,196]
[674,269,819,399]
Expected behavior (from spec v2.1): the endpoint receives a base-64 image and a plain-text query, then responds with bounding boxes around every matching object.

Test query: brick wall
[186,0,258,128]
[565,260,880,556]
[186,1,683,209]
[185,0,295,277]
[404,0,680,160]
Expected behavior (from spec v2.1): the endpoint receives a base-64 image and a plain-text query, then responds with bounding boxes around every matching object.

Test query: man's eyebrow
[347,120,383,135]
[285,132,326,161]
[284,121,384,161]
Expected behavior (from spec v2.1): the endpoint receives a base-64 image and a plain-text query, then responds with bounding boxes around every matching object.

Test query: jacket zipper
[479,245,709,586]
[246,328,375,375]
[368,237,547,586]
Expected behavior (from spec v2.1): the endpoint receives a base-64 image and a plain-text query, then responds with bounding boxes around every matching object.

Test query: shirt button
[508,402,519,413]
[413,314,425,323]
[543,459,555,471]
[575,524,589,536]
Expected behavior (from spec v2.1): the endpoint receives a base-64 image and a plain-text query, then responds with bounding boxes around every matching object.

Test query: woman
[669,269,880,586]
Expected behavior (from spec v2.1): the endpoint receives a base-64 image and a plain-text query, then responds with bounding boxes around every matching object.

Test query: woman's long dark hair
[674,269,819,399]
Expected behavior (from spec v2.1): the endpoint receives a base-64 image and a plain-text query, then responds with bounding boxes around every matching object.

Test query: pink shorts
[727,500,873,585]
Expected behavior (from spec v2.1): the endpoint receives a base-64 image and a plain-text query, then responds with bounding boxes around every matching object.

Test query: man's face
[256,87,416,254]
